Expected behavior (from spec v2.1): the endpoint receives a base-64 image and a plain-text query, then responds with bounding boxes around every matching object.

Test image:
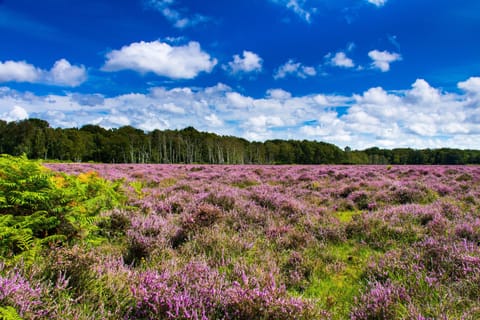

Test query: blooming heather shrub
[44,245,97,295]
[249,185,309,223]
[98,208,132,237]
[363,237,480,317]
[437,201,463,220]
[337,186,358,199]
[128,262,224,319]
[350,280,410,320]
[455,219,480,243]
[313,223,347,244]
[390,183,436,205]
[204,192,236,211]
[223,276,318,320]
[0,267,45,319]
[348,191,370,210]
[345,214,421,249]
[124,213,178,264]
[281,251,312,290]
[128,262,319,320]
[182,204,223,230]
[433,184,454,196]
[417,237,480,281]
[38,163,480,319]
[250,185,279,211]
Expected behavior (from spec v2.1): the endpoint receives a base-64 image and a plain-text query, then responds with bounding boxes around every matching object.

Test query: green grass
[231,179,260,189]
[334,210,361,223]
[299,242,379,319]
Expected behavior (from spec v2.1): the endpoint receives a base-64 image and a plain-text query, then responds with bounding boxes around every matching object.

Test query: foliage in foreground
[0,154,124,263]
[2,158,480,319]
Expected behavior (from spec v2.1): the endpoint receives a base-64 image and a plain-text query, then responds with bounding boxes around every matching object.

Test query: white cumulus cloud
[0,59,86,87]
[2,77,480,149]
[458,77,480,94]
[1,105,29,122]
[157,102,186,114]
[226,92,254,108]
[0,60,41,83]
[205,113,223,127]
[267,89,292,100]
[274,59,316,79]
[103,40,217,79]
[368,50,401,72]
[48,59,87,87]
[225,51,263,75]
[329,51,355,68]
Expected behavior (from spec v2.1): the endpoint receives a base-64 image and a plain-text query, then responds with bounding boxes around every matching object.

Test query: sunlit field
[2,158,480,319]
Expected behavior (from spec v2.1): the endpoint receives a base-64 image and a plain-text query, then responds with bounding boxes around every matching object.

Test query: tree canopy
[1,119,479,165]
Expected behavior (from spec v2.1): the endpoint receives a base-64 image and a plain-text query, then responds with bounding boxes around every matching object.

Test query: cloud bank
[2,77,480,149]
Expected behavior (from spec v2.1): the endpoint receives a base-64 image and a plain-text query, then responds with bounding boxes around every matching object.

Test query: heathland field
[1,156,480,319]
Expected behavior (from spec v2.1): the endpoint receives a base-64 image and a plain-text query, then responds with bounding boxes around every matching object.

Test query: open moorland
[2,156,480,319]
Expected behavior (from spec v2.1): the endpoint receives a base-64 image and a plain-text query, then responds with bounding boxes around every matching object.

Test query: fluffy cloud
[367,0,387,7]
[225,51,263,75]
[226,92,254,108]
[313,94,351,107]
[48,59,87,87]
[1,77,480,149]
[1,105,28,122]
[0,59,86,86]
[329,52,355,68]
[0,60,41,82]
[157,102,186,114]
[458,77,480,94]
[246,115,284,129]
[103,40,217,79]
[408,79,441,103]
[368,50,401,72]
[267,89,292,100]
[274,59,316,79]
[205,113,223,127]
[145,0,208,28]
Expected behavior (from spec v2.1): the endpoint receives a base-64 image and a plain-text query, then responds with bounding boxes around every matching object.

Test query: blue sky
[1,0,480,149]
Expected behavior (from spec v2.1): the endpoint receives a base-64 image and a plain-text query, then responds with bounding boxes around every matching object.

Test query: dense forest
[1,118,480,165]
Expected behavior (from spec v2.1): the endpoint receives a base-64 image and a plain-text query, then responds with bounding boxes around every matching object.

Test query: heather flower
[125,213,178,263]
[455,219,480,243]
[128,262,318,319]
[0,268,46,319]
[41,163,480,319]
[350,280,410,320]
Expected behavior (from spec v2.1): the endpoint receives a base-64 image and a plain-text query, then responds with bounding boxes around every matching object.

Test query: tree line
[1,118,480,165]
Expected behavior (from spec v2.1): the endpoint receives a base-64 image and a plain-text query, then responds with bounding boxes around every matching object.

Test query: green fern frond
[0,306,23,320]
[1,155,124,260]
[39,234,67,245]
[11,229,34,251]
